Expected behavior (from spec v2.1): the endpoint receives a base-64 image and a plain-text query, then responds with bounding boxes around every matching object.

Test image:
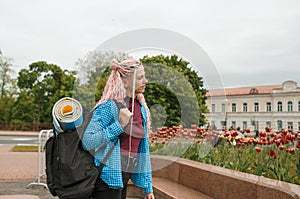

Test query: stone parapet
[148,155,300,199]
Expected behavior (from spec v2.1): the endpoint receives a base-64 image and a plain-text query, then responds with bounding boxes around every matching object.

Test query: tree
[140,55,208,128]
[12,91,38,122]
[0,54,14,98]
[74,50,125,109]
[16,61,76,124]
[0,53,17,122]
[93,54,208,128]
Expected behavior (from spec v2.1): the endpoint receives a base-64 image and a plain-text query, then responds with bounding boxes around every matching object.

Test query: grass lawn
[11,145,41,152]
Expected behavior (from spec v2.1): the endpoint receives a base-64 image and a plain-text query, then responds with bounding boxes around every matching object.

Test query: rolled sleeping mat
[52,97,83,134]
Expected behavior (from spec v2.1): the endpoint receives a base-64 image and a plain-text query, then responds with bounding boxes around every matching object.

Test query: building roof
[206,85,282,97]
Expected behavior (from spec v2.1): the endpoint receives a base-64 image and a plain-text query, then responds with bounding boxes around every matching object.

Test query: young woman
[82,57,155,199]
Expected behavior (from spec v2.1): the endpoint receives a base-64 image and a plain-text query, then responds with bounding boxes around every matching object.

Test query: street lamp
[225,99,229,130]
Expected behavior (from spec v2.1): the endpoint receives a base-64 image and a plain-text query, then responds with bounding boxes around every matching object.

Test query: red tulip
[265,126,271,132]
[268,140,274,145]
[289,148,295,153]
[279,145,285,150]
[268,149,278,159]
[245,128,251,133]
[231,131,238,137]
[255,147,262,152]
[290,135,295,141]
[268,149,275,156]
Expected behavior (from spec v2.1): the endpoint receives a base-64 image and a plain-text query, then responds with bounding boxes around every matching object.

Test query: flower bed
[149,125,300,185]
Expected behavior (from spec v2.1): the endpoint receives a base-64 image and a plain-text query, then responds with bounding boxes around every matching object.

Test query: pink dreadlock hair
[95,56,151,130]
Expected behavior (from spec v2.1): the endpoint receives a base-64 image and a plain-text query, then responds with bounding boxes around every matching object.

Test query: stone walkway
[0,131,141,199]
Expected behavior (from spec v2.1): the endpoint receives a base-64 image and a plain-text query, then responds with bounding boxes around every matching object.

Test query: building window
[266,121,271,128]
[298,122,300,131]
[266,102,271,112]
[243,103,247,112]
[288,122,293,131]
[232,121,236,130]
[211,104,215,113]
[298,101,300,112]
[232,103,236,112]
[254,102,259,112]
[242,121,247,130]
[250,88,258,94]
[221,103,225,113]
[288,101,293,112]
[277,101,283,112]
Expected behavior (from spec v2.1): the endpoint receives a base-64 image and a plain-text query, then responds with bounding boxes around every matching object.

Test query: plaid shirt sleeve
[82,100,124,151]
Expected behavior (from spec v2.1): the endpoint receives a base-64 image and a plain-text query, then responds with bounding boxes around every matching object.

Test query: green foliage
[0,54,17,122]
[140,55,208,127]
[0,54,14,98]
[16,61,76,123]
[74,51,125,109]
[12,91,38,122]
[0,96,15,121]
[0,52,208,131]
[75,52,208,127]
[11,145,40,152]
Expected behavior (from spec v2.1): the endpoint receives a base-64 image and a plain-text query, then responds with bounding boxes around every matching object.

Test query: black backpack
[45,106,115,199]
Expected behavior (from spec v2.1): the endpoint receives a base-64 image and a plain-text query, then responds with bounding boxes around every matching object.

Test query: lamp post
[225,99,229,130]
[277,120,282,130]
[225,112,227,130]
[251,115,258,136]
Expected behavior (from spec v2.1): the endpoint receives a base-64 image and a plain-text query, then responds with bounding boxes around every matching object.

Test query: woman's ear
[122,78,128,89]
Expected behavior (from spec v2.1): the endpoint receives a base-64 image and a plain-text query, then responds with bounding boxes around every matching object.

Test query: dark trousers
[92,155,135,199]
[121,172,132,199]
[92,172,132,199]
[92,177,121,199]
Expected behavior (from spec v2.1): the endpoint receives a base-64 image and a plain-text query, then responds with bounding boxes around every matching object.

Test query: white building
[205,80,300,132]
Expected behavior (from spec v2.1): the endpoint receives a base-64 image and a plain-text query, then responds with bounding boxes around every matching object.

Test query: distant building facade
[205,80,300,132]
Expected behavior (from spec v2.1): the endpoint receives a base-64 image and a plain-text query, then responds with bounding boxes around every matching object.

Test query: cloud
[1,0,300,87]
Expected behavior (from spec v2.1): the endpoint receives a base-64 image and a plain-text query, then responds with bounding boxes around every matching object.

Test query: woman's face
[123,65,148,97]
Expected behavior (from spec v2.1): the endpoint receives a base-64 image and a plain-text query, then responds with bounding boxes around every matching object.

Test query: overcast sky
[1,0,300,88]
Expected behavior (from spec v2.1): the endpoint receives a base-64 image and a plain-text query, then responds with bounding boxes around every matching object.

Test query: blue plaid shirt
[82,99,153,194]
